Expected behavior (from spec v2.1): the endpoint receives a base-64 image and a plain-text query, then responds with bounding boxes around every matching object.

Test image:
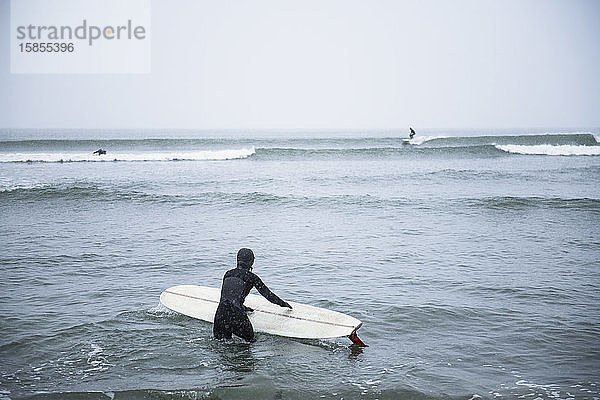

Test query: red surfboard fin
[348,324,367,347]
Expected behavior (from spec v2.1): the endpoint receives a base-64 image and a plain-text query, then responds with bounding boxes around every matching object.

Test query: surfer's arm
[252,275,292,308]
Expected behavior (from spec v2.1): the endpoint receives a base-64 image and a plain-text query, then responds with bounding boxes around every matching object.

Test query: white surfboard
[160,285,366,345]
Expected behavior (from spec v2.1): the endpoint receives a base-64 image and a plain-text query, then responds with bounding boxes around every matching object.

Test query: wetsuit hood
[237,248,255,270]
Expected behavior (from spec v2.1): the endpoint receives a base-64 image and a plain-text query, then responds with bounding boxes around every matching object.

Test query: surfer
[213,248,292,342]
[409,127,416,139]
[93,148,106,155]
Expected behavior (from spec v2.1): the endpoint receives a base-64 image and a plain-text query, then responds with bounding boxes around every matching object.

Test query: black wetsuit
[213,266,289,342]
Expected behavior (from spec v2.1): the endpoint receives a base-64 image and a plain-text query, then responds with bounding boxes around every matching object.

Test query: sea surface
[0,129,599,400]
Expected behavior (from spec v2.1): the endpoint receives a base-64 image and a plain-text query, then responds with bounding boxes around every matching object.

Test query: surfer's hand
[281,301,292,309]
[244,306,254,313]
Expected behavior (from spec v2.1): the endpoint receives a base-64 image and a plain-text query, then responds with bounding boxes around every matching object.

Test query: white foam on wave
[496,144,600,156]
[85,343,112,373]
[407,135,447,145]
[0,147,256,163]
[147,302,175,315]
[0,181,51,193]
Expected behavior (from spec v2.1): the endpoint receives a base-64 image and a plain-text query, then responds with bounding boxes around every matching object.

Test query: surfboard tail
[348,323,367,347]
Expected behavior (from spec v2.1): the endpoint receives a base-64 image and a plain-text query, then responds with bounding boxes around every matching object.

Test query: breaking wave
[0,148,255,163]
[0,134,599,162]
[403,135,448,145]
[496,144,600,156]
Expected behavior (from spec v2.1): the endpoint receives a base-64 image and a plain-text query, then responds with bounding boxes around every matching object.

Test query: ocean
[0,129,599,399]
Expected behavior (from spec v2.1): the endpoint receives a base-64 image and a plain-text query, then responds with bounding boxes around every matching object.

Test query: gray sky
[1,0,599,130]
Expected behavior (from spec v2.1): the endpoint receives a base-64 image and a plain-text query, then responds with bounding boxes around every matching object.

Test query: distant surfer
[93,149,106,155]
[402,127,416,145]
[213,248,292,342]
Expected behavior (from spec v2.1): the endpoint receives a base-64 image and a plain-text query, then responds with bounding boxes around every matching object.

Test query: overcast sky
[0,0,599,130]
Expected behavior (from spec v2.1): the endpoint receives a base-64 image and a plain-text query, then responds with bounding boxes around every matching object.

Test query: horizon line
[1,126,598,132]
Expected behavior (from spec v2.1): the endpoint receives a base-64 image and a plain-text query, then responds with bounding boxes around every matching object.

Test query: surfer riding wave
[409,127,416,139]
[213,248,292,342]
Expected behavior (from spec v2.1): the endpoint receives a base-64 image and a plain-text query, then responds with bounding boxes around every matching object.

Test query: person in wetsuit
[213,248,292,342]
[409,127,416,139]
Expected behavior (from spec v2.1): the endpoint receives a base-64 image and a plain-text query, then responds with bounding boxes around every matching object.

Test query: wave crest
[495,144,600,156]
[0,147,255,163]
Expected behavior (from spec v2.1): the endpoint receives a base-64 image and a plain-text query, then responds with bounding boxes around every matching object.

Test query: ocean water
[0,130,599,400]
